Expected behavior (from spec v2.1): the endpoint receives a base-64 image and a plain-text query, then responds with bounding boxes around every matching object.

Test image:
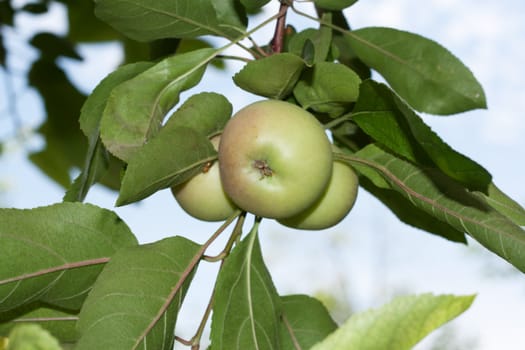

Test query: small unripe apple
[218,100,333,219]
[171,136,237,221]
[279,151,359,230]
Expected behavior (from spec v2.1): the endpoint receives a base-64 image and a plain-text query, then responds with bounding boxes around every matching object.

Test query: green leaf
[115,92,231,205]
[329,11,371,81]
[288,27,332,64]
[346,27,486,115]
[67,0,121,42]
[240,0,271,12]
[314,0,358,11]
[94,0,246,41]
[116,127,216,206]
[164,92,232,135]
[332,36,371,81]
[233,53,305,99]
[176,39,224,68]
[100,48,215,162]
[211,220,281,350]
[353,80,491,192]
[75,236,200,350]
[293,62,361,116]
[64,62,154,202]
[0,203,138,313]
[280,295,337,349]
[474,183,525,226]
[359,176,466,243]
[0,307,78,345]
[80,63,155,137]
[345,145,525,272]
[311,293,475,350]
[6,324,62,350]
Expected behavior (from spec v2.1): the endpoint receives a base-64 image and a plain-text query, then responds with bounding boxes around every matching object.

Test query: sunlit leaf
[346,27,486,115]
[211,221,281,349]
[94,0,247,41]
[100,48,215,162]
[344,145,525,272]
[233,53,305,99]
[75,236,200,350]
[312,293,475,350]
[353,80,491,192]
[280,295,337,349]
[0,203,138,313]
[5,324,62,350]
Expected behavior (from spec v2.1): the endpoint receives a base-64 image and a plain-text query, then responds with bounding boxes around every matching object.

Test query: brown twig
[175,335,193,346]
[271,1,291,54]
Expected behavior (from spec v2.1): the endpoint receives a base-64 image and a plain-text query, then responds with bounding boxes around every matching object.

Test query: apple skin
[171,136,237,222]
[218,100,333,219]
[278,157,359,230]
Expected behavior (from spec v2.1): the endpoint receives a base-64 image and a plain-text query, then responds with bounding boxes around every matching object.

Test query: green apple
[171,136,237,221]
[278,153,359,230]
[218,99,333,219]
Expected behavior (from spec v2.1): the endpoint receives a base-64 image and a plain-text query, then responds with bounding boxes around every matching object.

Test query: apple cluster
[171,100,359,230]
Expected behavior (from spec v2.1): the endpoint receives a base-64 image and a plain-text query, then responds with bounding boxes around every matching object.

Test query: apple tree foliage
[1,0,525,349]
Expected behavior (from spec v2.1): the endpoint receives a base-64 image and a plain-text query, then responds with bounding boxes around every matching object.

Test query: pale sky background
[1,0,525,349]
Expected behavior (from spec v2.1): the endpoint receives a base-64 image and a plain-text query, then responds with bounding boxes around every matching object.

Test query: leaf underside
[0,203,137,313]
[75,236,200,350]
[349,145,525,273]
[211,226,281,350]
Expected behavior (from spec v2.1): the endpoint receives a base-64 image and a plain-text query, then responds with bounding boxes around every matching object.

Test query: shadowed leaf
[353,80,491,192]
[94,0,247,41]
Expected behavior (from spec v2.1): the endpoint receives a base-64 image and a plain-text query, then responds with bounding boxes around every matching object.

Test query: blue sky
[1,1,525,349]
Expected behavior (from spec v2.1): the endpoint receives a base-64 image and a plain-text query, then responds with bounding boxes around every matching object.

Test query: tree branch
[271,2,291,54]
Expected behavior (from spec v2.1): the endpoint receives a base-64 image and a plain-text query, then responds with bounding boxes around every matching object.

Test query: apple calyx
[253,159,273,178]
